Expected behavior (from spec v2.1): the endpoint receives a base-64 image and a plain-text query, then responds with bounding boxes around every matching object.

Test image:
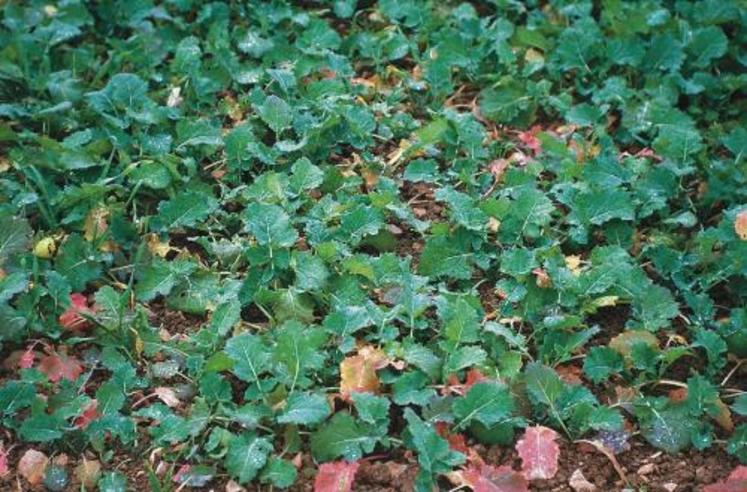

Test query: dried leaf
[38,348,83,383]
[84,207,109,242]
[515,426,560,480]
[75,459,101,488]
[569,469,596,491]
[314,461,360,492]
[18,449,48,485]
[704,466,747,492]
[463,464,529,492]
[154,387,181,408]
[0,442,8,478]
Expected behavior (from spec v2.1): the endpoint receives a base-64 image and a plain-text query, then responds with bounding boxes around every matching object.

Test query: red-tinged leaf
[0,442,8,478]
[518,127,542,155]
[18,449,48,485]
[38,348,83,383]
[704,466,747,492]
[464,368,488,389]
[463,464,529,492]
[59,293,94,331]
[173,464,191,484]
[515,426,560,480]
[19,347,35,369]
[74,400,100,429]
[314,461,360,492]
[435,422,470,454]
[735,211,747,241]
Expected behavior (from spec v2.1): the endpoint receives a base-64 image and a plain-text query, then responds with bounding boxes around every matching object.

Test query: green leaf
[418,235,472,280]
[310,412,376,462]
[225,432,273,484]
[225,333,272,387]
[403,408,465,489]
[0,381,35,416]
[292,251,329,291]
[136,259,198,301]
[273,321,327,389]
[339,205,384,244]
[278,392,330,425]
[583,347,624,384]
[0,215,31,265]
[153,192,219,231]
[54,234,101,291]
[98,472,128,492]
[635,398,692,453]
[19,414,65,442]
[258,95,292,133]
[452,381,515,429]
[351,393,391,427]
[260,457,297,489]
[688,26,728,68]
[244,203,298,247]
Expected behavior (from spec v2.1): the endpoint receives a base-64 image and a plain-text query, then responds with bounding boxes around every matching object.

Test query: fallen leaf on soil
[569,469,595,491]
[18,449,48,485]
[0,442,8,478]
[735,211,747,240]
[154,387,181,407]
[462,464,529,492]
[314,461,360,492]
[516,426,560,480]
[339,346,389,399]
[637,463,655,475]
[704,466,747,492]
[38,347,83,383]
[225,480,246,492]
[75,459,101,488]
[59,293,94,331]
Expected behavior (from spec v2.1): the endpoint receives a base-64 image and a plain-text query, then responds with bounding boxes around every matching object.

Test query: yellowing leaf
[84,207,109,242]
[339,346,389,400]
[564,255,583,276]
[609,330,659,357]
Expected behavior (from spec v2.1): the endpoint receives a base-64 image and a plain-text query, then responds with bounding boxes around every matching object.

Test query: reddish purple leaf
[463,464,529,492]
[314,461,360,492]
[515,425,560,480]
[704,466,747,492]
[38,348,83,383]
[59,293,94,331]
